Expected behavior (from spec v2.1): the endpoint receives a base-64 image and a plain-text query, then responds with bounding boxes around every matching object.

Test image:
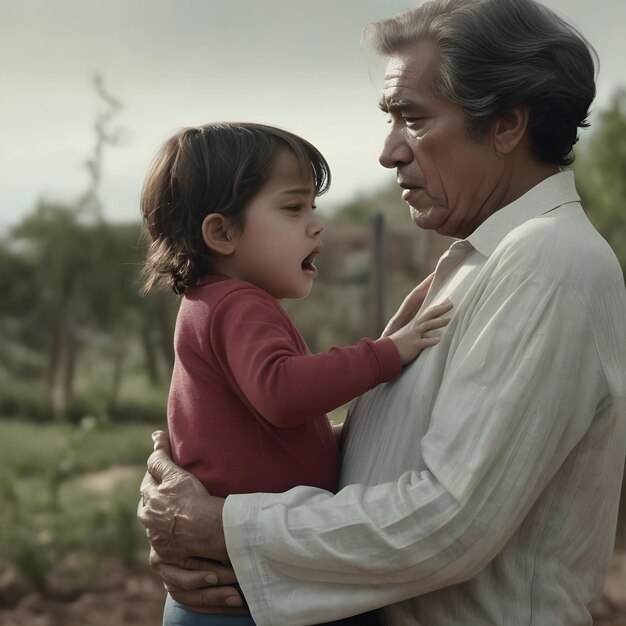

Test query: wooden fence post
[370,213,387,336]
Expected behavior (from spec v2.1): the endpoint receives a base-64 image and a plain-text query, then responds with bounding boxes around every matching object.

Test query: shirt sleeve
[210,287,402,428]
[222,269,605,625]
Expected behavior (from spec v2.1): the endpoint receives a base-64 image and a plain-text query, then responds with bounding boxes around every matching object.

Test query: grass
[0,417,158,589]
[0,404,349,591]
[0,418,159,474]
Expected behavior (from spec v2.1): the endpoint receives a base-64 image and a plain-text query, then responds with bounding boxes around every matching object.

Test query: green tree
[574,88,626,274]
[0,238,43,378]
[11,203,105,418]
[0,75,178,422]
[6,204,177,420]
[574,88,626,549]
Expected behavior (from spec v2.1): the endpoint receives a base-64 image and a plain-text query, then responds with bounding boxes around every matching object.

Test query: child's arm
[211,287,451,429]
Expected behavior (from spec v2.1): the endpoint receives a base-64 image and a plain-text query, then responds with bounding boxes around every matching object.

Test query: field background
[1,89,625,624]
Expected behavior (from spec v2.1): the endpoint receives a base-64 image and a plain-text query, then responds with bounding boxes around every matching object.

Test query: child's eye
[282,204,316,213]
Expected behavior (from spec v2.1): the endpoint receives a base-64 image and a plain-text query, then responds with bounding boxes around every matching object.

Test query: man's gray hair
[364,0,598,166]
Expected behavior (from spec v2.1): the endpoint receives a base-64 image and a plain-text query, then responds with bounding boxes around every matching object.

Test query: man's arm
[141,273,599,621]
[137,278,442,610]
[140,270,616,624]
[222,272,607,624]
[138,432,243,610]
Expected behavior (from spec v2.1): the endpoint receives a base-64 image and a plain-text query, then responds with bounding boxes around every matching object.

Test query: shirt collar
[466,170,580,257]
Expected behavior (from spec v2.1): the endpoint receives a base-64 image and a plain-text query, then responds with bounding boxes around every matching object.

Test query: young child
[140,122,452,626]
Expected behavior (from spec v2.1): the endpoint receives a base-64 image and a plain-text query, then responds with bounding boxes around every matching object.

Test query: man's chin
[410,206,443,231]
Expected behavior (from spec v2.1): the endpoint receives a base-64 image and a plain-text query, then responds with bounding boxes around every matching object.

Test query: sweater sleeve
[209,287,402,428]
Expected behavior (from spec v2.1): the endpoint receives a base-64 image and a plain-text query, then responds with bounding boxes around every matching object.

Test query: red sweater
[168,275,402,497]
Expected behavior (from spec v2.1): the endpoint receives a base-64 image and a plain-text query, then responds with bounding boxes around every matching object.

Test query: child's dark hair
[140,122,331,295]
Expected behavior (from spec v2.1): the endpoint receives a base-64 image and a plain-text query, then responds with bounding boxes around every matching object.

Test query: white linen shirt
[224,171,626,626]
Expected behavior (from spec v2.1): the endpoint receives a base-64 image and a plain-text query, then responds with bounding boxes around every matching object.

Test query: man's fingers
[169,585,245,610]
[145,431,175,486]
[140,468,158,494]
[177,558,238,585]
[151,429,171,454]
[138,470,159,517]
[157,562,225,592]
[150,549,237,588]
[152,553,245,612]
[147,447,180,484]
[138,434,170,509]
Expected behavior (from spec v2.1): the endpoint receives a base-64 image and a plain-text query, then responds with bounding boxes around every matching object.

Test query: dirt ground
[0,558,166,626]
[1,553,625,625]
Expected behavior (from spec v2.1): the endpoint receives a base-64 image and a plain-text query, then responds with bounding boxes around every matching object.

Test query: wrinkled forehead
[379,39,441,111]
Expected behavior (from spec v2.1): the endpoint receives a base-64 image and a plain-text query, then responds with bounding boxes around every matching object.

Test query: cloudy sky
[1,0,624,231]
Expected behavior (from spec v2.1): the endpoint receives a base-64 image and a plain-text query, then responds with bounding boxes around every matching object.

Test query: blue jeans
[163,593,382,626]
[163,594,255,626]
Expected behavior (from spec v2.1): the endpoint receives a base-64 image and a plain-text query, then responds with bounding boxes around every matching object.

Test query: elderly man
[139,0,626,624]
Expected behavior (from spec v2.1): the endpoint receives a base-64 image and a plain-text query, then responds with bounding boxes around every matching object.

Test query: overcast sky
[1,0,624,232]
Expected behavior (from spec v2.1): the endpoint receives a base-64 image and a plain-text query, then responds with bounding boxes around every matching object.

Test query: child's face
[229,149,325,300]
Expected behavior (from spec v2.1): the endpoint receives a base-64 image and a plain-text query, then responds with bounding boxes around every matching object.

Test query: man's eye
[404,117,425,127]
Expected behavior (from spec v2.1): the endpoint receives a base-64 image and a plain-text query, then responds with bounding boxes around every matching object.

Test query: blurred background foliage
[0,86,624,604]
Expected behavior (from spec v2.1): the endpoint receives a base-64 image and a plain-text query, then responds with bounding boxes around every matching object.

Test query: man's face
[379,39,502,239]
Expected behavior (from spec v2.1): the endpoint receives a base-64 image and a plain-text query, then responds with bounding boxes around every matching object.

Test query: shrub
[0,418,154,590]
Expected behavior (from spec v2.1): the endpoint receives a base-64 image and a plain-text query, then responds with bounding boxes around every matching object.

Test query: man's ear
[493,105,529,157]
[201,214,236,256]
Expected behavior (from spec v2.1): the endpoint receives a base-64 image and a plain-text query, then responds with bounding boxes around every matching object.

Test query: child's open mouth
[301,248,320,277]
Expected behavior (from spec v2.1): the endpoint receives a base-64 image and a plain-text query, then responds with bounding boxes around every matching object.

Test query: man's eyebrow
[378,97,417,113]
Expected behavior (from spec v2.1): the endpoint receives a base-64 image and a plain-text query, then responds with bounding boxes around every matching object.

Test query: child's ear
[492,105,529,157]
[201,214,236,256]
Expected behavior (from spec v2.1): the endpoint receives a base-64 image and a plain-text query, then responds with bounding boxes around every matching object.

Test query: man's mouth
[398,180,423,200]
[401,187,423,203]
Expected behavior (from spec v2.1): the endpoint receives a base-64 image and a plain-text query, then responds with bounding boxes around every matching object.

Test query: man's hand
[138,431,245,610]
[149,547,245,612]
[138,430,227,562]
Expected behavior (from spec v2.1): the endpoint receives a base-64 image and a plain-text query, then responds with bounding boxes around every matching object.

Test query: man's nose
[379,131,413,169]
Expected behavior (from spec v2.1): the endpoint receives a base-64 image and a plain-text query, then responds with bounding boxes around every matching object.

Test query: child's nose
[309,213,324,237]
